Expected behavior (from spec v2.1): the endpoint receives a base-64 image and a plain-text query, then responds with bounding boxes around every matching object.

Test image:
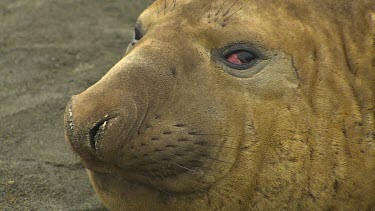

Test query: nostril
[89,120,107,150]
[87,113,119,150]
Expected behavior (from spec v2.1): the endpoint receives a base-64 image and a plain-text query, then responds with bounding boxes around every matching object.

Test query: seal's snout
[64,87,138,169]
[64,98,112,151]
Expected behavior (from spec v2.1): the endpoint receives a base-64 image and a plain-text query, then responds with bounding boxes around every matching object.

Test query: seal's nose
[64,87,138,164]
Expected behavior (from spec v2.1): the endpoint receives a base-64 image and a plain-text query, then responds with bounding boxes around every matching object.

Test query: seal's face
[65,0,375,210]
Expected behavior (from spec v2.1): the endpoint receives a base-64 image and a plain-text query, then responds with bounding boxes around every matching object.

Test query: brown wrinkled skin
[64,0,375,210]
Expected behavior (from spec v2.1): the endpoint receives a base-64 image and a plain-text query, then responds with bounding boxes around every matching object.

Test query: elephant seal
[64,0,375,210]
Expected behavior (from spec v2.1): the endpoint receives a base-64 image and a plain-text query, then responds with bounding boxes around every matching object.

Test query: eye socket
[222,45,260,70]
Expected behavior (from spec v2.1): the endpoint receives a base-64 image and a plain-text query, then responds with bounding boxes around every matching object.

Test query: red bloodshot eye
[226,53,243,65]
[226,51,256,65]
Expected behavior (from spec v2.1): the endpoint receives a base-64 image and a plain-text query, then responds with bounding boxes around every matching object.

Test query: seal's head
[65,0,375,210]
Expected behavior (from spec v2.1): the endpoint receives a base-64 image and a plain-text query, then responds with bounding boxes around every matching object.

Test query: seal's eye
[134,27,143,41]
[131,24,143,46]
[222,47,259,70]
[226,51,256,65]
[124,23,145,56]
[213,43,269,77]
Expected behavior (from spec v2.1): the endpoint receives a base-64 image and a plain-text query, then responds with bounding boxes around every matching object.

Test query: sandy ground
[0,0,152,210]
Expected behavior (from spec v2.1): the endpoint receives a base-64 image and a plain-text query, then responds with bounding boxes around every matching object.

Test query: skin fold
[64,0,375,210]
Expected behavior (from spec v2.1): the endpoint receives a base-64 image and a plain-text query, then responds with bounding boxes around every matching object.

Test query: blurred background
[0,0,152,210]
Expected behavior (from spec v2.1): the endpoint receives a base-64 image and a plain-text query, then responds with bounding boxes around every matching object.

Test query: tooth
[103,121,107,128]
[105,114,109,118]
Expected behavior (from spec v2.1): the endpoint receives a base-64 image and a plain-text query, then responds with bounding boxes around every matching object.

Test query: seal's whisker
[205,144,252,151]
[216,0,230,16]
[148,170,163,180]
[167,168,233,194]
[157,157,206,177]
[144,154,233,193]
[149,156,196,174]
[201,143,239,150]
[201,155,233,164]
[188,132,239,138]
[152,169,168,180]
[156,1,160,14]
[209,185,233,196]
[166,169,210,187]
[208,0,213,21]
[224,3,249,22]
[168,160,195,172]
[164,0,167,15]
[147,172,171,194]
[148,150,220,174]
[203,154,257,163]
[223,0,240,17]
[166,168,232,193]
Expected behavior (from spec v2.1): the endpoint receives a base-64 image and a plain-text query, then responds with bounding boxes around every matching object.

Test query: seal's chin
[87,166,211,194]
[68,144,212,194]
[77,157,211,194]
